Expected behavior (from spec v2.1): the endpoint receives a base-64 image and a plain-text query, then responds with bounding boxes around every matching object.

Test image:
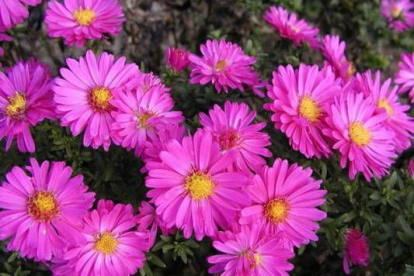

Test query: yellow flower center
[74,9,96,26]
[216,60,227,72]
[28,191,59,221]
[185,172,214,200]
[349,122,371,147]
[299,96,321,123]
[218,130,240,150]
[378,99,393,116]
[265,198,289,223]
[90,87,112,112]
[94,232,118,255]
[391,6,403,18]
[289,23,300,33]
[6,93,26,118]
[347,62,356,79]
[138,112,154,129]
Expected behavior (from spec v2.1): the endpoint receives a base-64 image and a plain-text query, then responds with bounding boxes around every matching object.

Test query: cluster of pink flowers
[381,0,414,32]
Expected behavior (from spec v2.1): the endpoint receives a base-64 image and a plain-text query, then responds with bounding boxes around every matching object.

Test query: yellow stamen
[94,232,118,255]
[299,96,321,123]
[74,9,96,26]
[28,191,59,221]
[6,93,26,118]
[391,6,403,18]
[90,87,112,112]
[349,122,371,147]
[138,112,153,129]
[265,198,289,223]
[347,63,356,79]
[216,60,227,72]
[185,172,214,200]
[289,23,300,33]
[378,99,393,116]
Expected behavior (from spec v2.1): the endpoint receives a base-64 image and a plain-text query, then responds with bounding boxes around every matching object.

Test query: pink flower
[0,32,12,56]
[0,0,41,30]
[381,0,414,32]
[0,158,95,261]
[239,158,327,248]
[208,224,294,276]
[125,71,170,95]
[136,201,175,247]
[45,0,124,47]
[63,200,149,276]
[265,64,341,158]
[343,229,369,274]
[323,92,396,181]
[189,39,265,96]
[53,50,138,151]
[166,47,190,73]
[356,70,413,152]
[200,101,271,173]
[395,53,414,103]
[146,130,251,241]
[0,60,55,153]
[321,35,355,82]
[111,83,184,157]
[263,6,319,49]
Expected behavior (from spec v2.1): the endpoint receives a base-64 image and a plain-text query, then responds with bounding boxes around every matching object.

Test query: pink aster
[263,6,319,49]
[321,35,356,83]
[395,53,414,103]
[0,60,56,153]
[323,92,396,181]
[356,70,413,152]
[208,224,294,276]
[199,101,271,173]
[146,130,251,241]
[343,229,369,274]
[189,39,266,96]
[45,0,124,47]
[0,158,95,261]
[265,64,341,158]
[166,47,190,73]
[124,71,170,95]
[239,158,327,248]
[111,84,184,157]
[63,199,149,276]
[0,0,41,30]
[53,50,138,151]
[381,0,414,32]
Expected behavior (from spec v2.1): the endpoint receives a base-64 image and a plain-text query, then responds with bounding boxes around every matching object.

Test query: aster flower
[264,6,319,49]
[265,64,341,158]
[0,0,41,30]
[0,158,95,261]
[189,39,265,96]
[395,53,414,103]
[146,130,251,240]
[125,71,170,95]
[53,50,138,151]
[199,101,271,173]
[63,200,149,276]
[208,224,294,276]
[239,158,327,248]
[321,35,355,82]
[323,92,396,181]
[166,47,190,73]
[111,84,184,157]
[343,229,369,274]
[0,60,56,153]
[0,32,12,57]
[45,0,124,47]
[356,70,413,152]
[381,0,414,32]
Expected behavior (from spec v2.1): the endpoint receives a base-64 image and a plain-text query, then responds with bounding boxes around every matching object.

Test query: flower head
[239,158,327,248]
[264,6,319,49]
[189,39,265,96]
[45,0,124,47]
[343,229,369,274]
[356,70,413,152]
[265,64,341,158]
[53,50,139,151]
[111,82,184,157]
[395,53,414,103]
[0,0,41,30]
[200,101,271,173]
[381,0,414,32]
[146,130,251,240]
[321,35,355,82]
[0,158,95,261]
[323,92,396,180]
[208,224,294,276]
[166,47,190,73]
[0,60,56,153]
[63,200,149,276]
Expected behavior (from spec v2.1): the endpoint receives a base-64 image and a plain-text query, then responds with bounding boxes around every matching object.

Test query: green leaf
[147,253,166,268]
